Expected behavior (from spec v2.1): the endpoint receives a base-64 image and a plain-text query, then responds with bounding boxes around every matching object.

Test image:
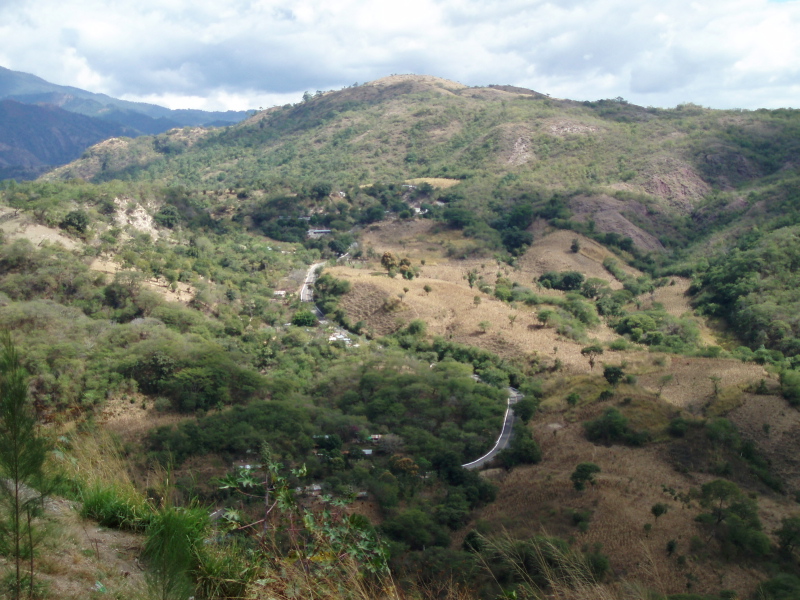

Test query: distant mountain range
[0,65,252,180]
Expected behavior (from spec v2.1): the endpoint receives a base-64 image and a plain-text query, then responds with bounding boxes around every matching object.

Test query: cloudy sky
[1,0,798,111]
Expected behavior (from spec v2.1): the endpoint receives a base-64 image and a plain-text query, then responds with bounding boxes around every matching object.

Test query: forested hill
[0,99,129,180]
[3,74,800,600]
[0,65,252,179]
[43,74,800,358]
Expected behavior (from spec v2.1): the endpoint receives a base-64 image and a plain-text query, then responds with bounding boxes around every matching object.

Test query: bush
[291,309,317,327]
[584,408,649,446]
[144,506,209,600]
[570,463,601,491]
[780,369,800,406]
[81,484,151,531]
[60,209,90,233]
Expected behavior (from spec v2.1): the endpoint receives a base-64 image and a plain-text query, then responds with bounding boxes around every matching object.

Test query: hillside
[0,65,250,130]
[0,65,252,180]
[1,75,800,600]
[0,99,131,180]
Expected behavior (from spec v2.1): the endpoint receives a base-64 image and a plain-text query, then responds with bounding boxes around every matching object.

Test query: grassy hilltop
[1,75,800,600]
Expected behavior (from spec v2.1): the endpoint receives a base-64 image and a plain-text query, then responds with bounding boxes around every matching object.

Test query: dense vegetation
[3,77,800,599]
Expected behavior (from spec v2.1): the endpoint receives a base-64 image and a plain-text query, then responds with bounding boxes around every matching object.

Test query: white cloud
[0,0,799,110]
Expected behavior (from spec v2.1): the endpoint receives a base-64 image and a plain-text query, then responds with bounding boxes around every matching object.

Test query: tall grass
[143,505,207,600]
[52,430,153,529]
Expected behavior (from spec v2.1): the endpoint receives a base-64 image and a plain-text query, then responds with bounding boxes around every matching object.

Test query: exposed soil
[0,498,147,600]
[568,194,665,252]
[473,416,778,597]
[643,157,712,213]
[0,208,81,250]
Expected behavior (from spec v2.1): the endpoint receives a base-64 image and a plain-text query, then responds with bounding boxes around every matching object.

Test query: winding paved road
[301,261,522,471]
[300,262,326,302]
[462,387,522,470]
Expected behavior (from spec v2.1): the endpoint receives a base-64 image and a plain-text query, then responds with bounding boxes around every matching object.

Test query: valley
[1,75,800,600]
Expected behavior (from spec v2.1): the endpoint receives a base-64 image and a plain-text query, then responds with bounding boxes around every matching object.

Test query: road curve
[301,261,521,470]
[462,388,522,470]
[300,262,326,302]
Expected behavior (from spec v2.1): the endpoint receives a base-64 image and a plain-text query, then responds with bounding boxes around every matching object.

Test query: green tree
[59,209,90,234]
[497,429,542,469]
[776,515,800,555]
[512,397,538,423]
[603,365,625,386]
[571,463,601,492]
[154,205,181,229]
[380,252,398,273]
[291,310,317,327]
[478,321,491,333]
[699,479,742,525]
[651,503,669,522]
[580,345,603,370]
[0,333,51,599]
[780,370,800,407]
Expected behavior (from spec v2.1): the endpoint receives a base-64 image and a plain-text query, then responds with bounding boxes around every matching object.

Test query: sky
[1,0,799,112]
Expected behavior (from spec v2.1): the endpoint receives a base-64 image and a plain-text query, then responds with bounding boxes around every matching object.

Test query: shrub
[571,463,601,491]
[780,369,800,406]
[80,484,151,531]
[291,309,317,327]
[60,209,90,233]
[584,408,649,446]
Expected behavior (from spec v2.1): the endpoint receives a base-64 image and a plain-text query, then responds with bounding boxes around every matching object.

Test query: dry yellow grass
[28,430,150,599]
[329,263,619,371]
[728,392,800,494]
[644,276,718,346]
[32,502,147,600]
[332,224,771,401]
[635,357,769,409]
[517,229,637,288]
[98,394,188,444]
[473,421,769,597]
[0,207,82,250]
[405,177,462,189]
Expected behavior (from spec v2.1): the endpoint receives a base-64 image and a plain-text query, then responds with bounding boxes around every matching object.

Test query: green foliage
[776,515,800,555]
[382,509,450,550]
[570,462,601,491]
[696,479,772,558]
[693,227,800,356]
[0,333,53,599]
[80,484,152,531]
[148,400,314,464]
[651,503,669,521]
[144,505,209,600]
[60,209,90,234]
[154,205,181,228]
[512,397,538,423]
[496,428,542,470]
[756,574,800,600]
[602,365,625,386]
[291,309,318,327]
[610,303,702,352]
[539,270,585,291]
[780,370,800,407]
[583,408,649,446]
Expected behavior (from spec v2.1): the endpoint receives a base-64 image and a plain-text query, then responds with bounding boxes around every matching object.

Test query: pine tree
[0,333,50,599]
